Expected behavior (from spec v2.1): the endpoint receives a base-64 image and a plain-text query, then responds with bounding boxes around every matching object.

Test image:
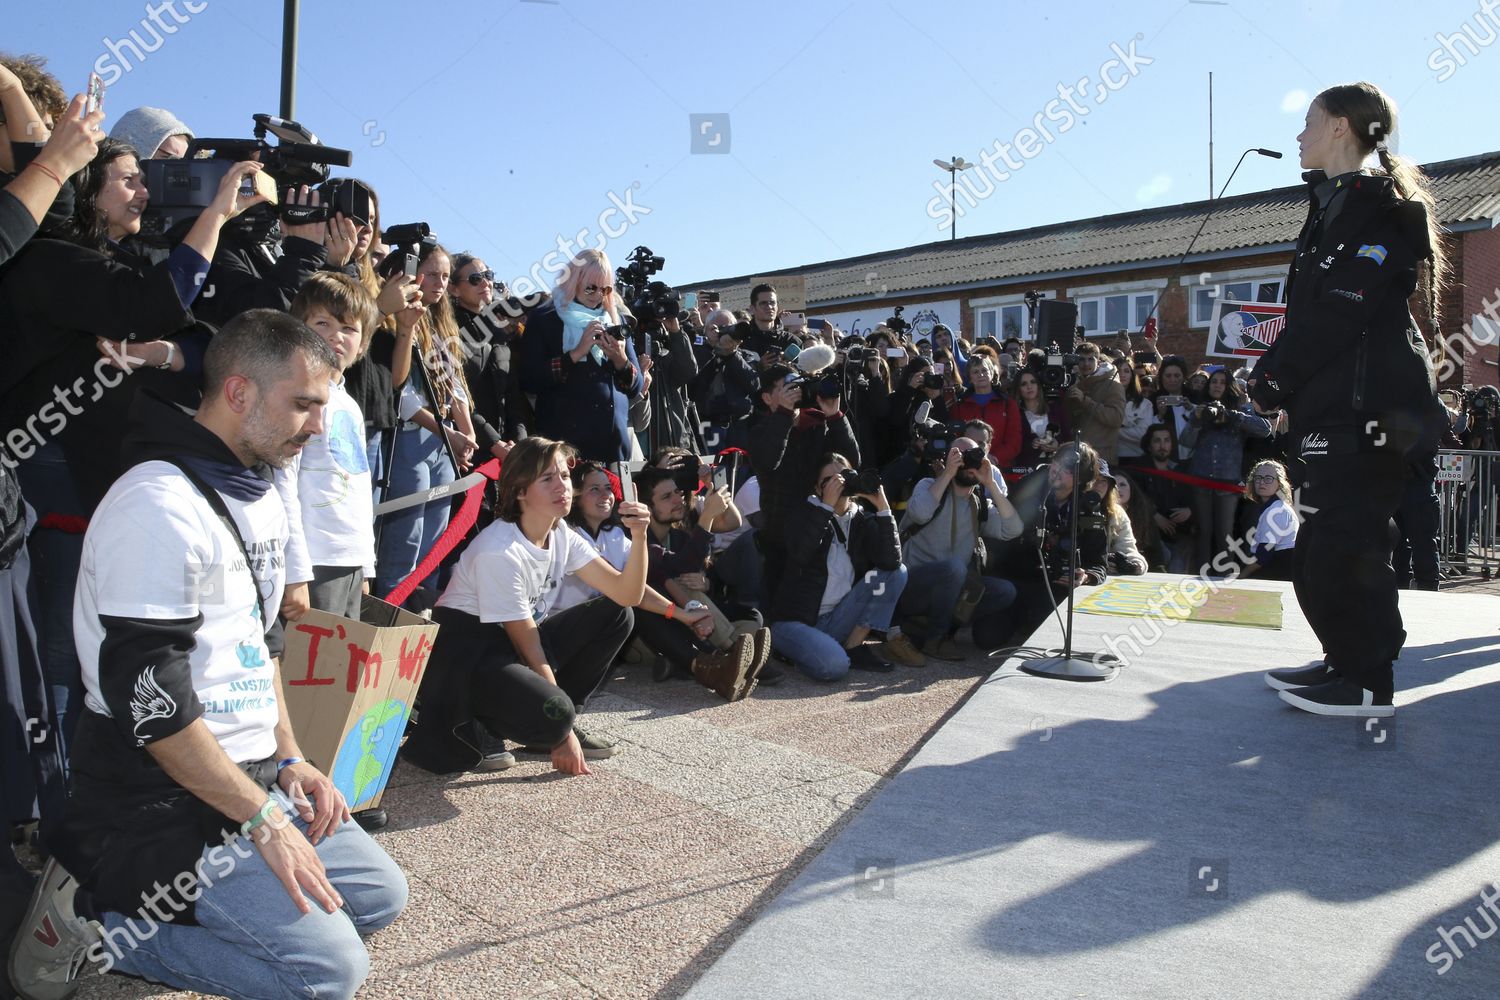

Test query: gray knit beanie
[109,107,194,159]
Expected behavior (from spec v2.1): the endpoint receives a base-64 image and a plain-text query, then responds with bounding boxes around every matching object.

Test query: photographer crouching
[894,433,1024,660]
[768,455,914,679]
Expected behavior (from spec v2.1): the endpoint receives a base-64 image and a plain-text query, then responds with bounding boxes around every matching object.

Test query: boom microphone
[1256,148,1284,159]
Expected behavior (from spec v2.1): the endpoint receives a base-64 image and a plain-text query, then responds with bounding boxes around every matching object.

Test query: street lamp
[933,156,974,240]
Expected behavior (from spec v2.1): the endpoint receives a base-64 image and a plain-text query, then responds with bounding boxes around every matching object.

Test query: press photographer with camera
[884,357,948,464]
[635,296,701,455]
[1064,341,1126,464]
[768,454,915,678]
[1152,355,1195,460]
[1181,368,1271,571]
[895,434,1023,660]
[1126,423,1196,572]
[1012,366,1072,469]
[519,249,643,463]
[1008,442,1111,635]
[690,319,760,452]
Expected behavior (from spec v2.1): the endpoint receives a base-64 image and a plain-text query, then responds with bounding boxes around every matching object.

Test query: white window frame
[972,290,1052,343]
[1064,278,1167,339]
[1183,268,1288,328]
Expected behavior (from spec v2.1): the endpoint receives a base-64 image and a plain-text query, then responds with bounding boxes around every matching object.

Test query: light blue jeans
[770,565,908,681]
[101,788,407,1000]
[375,423,456,599]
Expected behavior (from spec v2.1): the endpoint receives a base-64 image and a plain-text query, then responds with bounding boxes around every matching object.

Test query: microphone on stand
[1138,146,1283,335]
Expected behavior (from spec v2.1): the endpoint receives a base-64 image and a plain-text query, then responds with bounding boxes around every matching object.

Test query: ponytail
[1318,82,1448,338]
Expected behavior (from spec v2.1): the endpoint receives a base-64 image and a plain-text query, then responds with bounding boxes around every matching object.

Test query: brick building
[683,151,1500,387]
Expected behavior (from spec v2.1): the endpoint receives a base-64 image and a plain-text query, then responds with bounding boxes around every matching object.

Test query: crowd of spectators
[0,50,1410,1000]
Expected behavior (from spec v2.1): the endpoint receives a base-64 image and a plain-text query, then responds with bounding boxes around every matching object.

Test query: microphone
[1139,145,1284,335]
[914,400,932,425]
[795,343,836,375]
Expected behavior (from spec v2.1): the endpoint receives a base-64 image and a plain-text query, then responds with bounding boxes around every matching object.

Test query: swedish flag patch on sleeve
[1355,244,1388,265]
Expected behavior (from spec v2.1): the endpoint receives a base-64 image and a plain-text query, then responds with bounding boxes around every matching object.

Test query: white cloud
[1136,173,1173,203]
[1281,88,1310,113]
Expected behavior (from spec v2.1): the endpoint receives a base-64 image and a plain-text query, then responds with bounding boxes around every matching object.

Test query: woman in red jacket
[952,354,1022,467]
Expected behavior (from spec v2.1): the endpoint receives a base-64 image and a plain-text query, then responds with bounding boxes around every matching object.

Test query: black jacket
[192,215,328,327]
[1252,171,1440,457]
[0,237,205,508]
[455,303,530,448]
[749,405,861,548]
[518,305,643,462]
[691,347,759,425]
[770,498,901,626]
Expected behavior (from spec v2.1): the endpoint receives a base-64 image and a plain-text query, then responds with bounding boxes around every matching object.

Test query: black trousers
[1293,453,1408,697]
[633,611,704,671]
[402,598,632,773]
[1392,454,1441,588]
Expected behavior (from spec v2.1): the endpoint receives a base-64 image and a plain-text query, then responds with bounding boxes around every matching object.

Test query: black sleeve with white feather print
[97,614,205,746]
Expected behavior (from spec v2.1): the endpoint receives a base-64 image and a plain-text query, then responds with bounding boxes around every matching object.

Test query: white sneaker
[7,858,102,1000]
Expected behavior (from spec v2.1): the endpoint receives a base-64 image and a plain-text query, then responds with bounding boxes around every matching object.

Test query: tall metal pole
[280,0,299,120]
[1208,72,1215,201]
[950,156,957,241]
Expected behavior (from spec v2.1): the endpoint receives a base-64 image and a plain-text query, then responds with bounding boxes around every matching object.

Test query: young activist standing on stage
[1252,82,1445,718]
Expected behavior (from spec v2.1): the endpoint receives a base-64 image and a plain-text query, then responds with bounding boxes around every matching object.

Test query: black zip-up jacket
[770,498,901,626]
[1252,170,1440,457]
[690,347,758,424]
[455,303,531,448]
[192,215,329,327]
[748,405,861,547]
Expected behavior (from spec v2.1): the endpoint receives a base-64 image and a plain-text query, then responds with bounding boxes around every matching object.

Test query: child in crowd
[275,273,381,621]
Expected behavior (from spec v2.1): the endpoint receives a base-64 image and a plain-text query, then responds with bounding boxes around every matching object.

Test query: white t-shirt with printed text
[74,462,286,763]
[436,519,599,624]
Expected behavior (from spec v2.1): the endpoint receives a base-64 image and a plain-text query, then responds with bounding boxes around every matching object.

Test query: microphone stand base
[1017,650,1121,682]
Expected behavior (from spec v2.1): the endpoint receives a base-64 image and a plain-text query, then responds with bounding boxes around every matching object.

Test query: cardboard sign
[281,596,438,811]
[1206,300,1287,359]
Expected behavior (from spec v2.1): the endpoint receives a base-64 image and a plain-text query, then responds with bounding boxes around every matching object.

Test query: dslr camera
[838,468,882,497]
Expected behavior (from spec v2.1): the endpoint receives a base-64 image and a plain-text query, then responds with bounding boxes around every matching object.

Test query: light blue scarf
[559,300,608,365]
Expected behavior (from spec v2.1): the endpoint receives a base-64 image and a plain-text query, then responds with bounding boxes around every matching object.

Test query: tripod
[372,338,463,554]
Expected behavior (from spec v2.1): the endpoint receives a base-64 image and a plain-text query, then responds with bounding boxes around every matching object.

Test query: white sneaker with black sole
[1278,679,1394,718]
[1264,662,1338,691]
[7,858,101,1000]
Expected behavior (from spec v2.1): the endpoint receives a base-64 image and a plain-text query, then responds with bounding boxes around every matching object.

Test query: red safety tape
[35,513,89,534]
[384,457,502,608]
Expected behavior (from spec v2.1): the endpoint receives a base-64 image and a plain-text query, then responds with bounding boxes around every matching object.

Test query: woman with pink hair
[519,249,644,461]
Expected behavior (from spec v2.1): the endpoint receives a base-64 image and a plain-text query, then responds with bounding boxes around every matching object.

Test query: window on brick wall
[1075,291,1158,338]
[1189,277,1284,327]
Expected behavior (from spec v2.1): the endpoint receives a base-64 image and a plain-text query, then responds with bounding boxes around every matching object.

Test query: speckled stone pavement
[73,653,995,1000]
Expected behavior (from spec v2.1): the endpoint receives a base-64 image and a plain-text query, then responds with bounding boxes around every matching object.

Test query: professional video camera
[795,372,843,409]
[1038,337,1082,400]
[616,246,677,334]
[138,114,353,242]
[922,421,983,466]
[1464,384,1500,419]
[377,222,436,279]
[886,305,911,337]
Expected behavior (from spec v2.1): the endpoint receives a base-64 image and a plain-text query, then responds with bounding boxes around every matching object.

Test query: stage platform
[682,574,1500,1000]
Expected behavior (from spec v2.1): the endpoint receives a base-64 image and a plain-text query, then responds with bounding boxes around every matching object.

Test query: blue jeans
[375,424,455,599]
[897,557,1018,647]
[770,565,908,681]
[14,442,85,768]
[101,789,407,1000]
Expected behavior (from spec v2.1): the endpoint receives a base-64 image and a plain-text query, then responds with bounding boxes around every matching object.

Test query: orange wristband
[665,604,676,620]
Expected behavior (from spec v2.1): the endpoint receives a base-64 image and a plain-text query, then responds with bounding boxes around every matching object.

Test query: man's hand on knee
[252,810,345,915]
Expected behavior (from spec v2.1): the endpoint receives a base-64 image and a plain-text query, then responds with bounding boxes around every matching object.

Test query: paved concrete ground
[75,652,996,1000]
[67,573,1497,999]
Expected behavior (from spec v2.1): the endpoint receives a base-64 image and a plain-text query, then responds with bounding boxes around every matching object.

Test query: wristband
[664,604,676,620]
[276,756,303,772]
[240,796,278,837]
[156,341,177,370]
[27,160,64,186]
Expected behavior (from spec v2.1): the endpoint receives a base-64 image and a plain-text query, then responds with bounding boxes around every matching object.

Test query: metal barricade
[1436,449,1500,578]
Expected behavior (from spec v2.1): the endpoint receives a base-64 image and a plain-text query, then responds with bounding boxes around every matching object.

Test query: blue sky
[11,0,1500,293]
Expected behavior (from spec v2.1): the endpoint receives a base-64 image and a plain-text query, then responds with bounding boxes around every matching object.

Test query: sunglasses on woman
[582,284,614,296]
[464,269,495,286]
